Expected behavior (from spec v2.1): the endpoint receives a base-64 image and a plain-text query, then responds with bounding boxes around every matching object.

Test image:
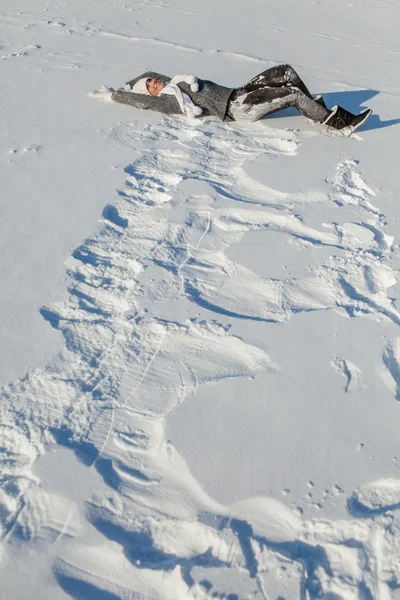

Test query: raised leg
[240,64,314,98]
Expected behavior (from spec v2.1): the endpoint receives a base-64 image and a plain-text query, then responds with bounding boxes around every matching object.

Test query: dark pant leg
[227,85,329,123]
[240,64,313,99]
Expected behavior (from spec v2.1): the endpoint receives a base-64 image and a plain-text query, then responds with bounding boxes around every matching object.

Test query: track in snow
[1,114,400,599]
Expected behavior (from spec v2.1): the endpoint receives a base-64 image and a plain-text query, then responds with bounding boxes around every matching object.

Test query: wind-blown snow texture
[1,1,400,599]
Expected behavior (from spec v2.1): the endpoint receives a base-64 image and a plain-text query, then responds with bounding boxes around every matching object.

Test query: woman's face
[146,78,165,96]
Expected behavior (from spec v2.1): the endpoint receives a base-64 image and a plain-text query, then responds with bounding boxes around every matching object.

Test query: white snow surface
[1,0,400,598]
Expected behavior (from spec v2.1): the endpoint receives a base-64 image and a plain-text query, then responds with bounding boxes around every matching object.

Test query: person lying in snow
[93,64,371,135]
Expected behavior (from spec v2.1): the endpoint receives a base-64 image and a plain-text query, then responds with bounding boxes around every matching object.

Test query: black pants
[227,64,329,123]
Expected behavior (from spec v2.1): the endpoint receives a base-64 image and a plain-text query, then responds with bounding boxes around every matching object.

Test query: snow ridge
[1,115,400,599]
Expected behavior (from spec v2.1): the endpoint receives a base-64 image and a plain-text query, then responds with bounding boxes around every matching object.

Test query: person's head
[146,78,165,96]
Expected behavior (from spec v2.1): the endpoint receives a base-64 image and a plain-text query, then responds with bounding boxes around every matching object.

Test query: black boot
[324,105,372,133]
[314,95,327,109]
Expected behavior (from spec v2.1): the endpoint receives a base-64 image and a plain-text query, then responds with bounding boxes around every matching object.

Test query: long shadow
[185,281,280,323]
[317,89,378,113]
[56,573,121,600]
[267,89,400,133]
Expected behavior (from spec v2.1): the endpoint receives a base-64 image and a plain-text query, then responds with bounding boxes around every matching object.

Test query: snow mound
[351,478,400,513]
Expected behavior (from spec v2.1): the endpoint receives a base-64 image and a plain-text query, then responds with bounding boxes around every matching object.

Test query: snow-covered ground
[1,0,400,598]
